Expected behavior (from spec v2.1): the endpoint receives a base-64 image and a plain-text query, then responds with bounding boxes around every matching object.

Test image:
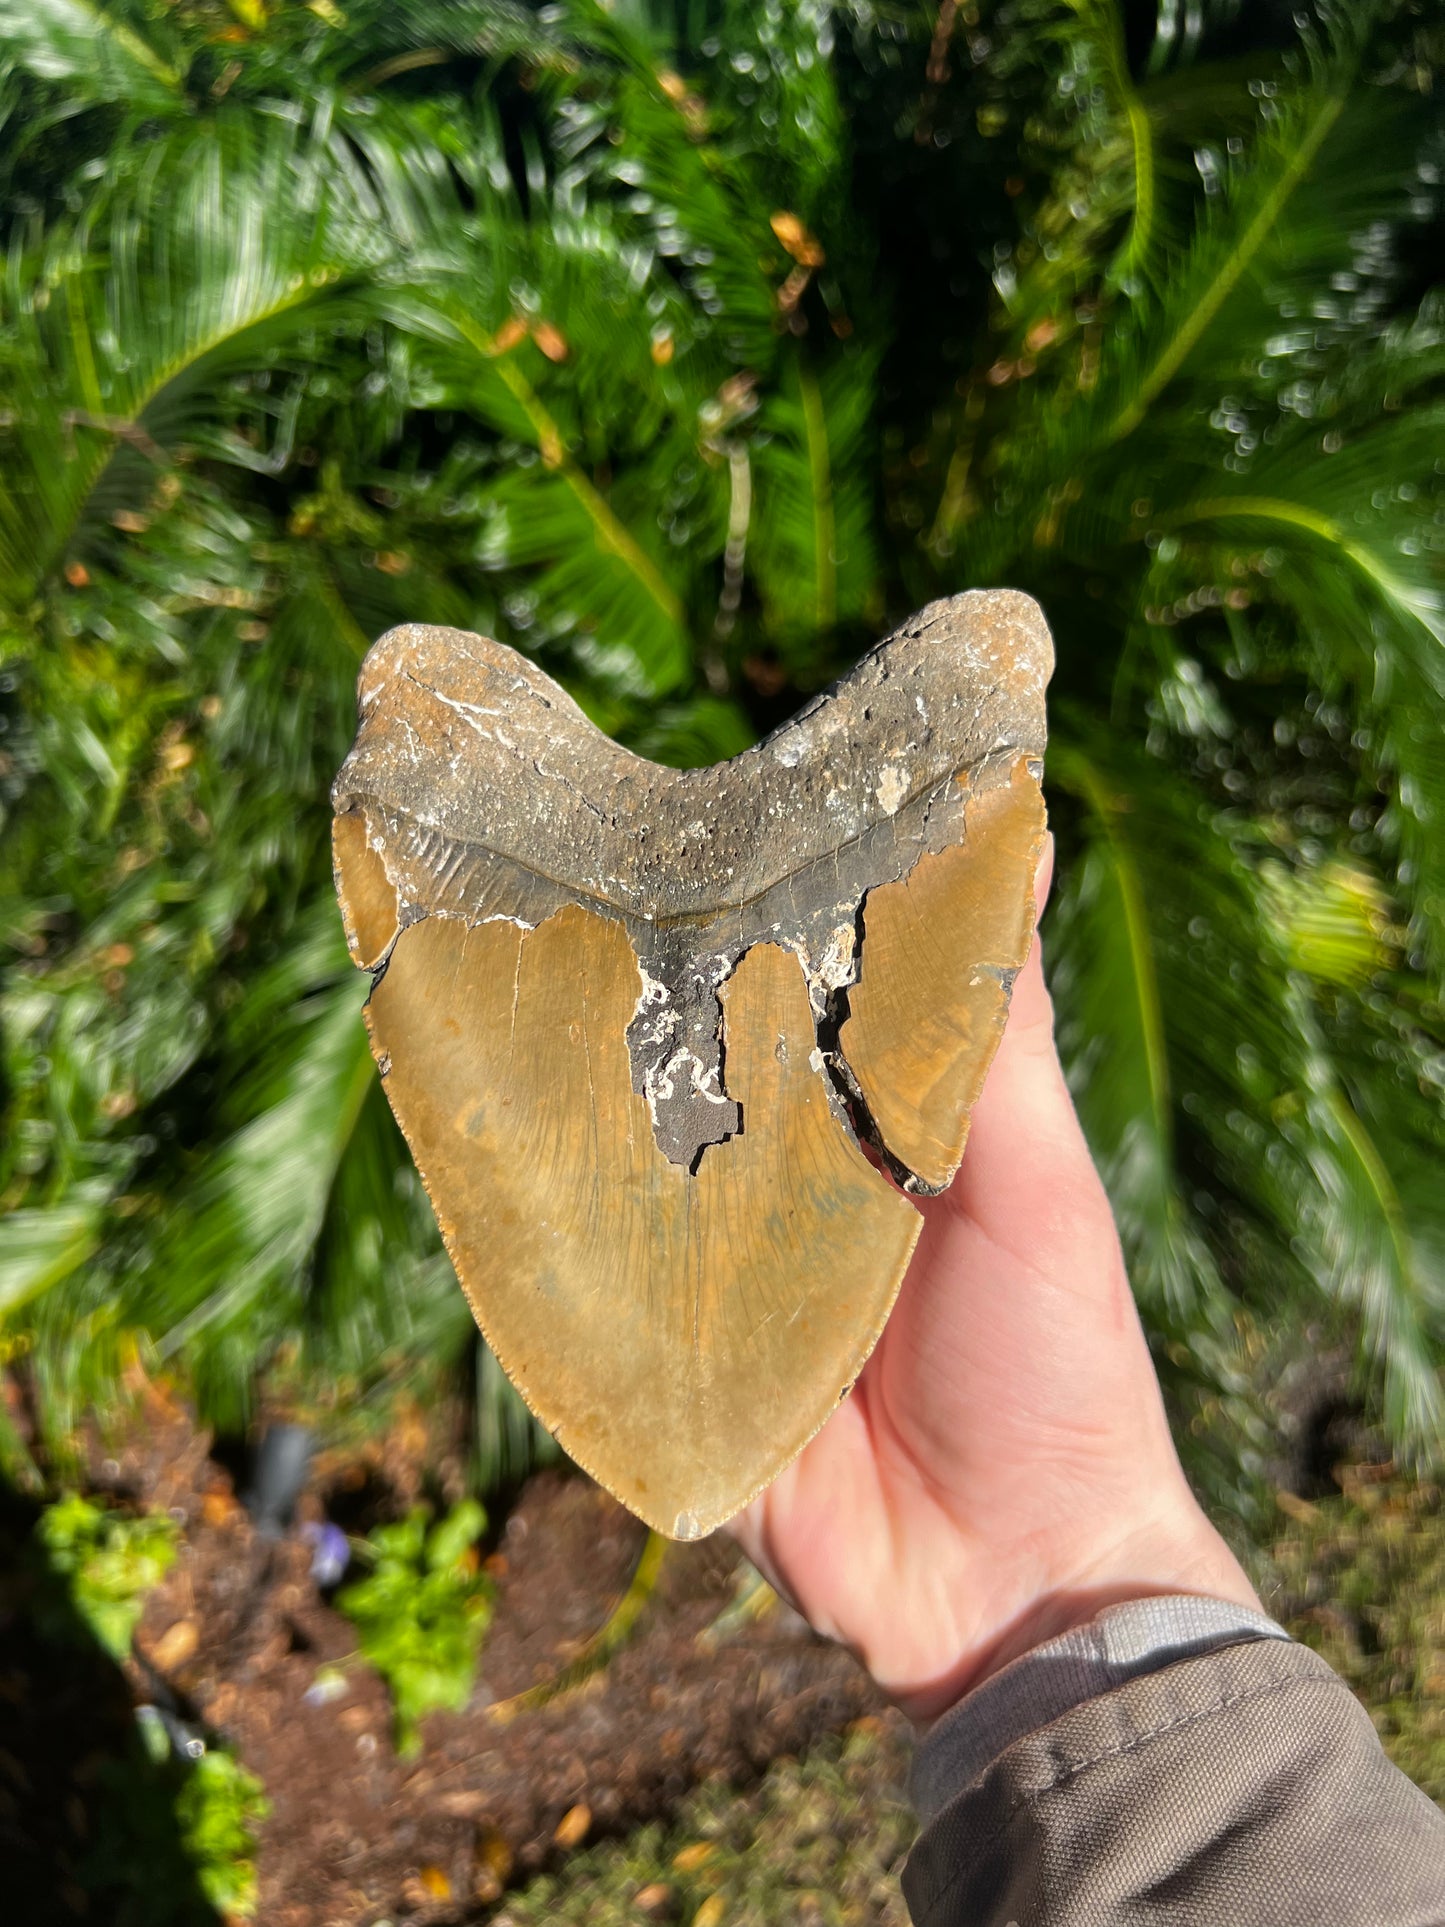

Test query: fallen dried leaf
[436,1790,486,1818]
[148,1619,199,1674]
[1275,1490,1321,1525]
[671,1843,715,1874]
[531,320,569,363]
[472,1822,514,1901]
[205,1683,238,1724]
[553,1802,591,1849]
[769,210,825,268]
[201,1489,238,1528]
[418,1864,452,1900]
[401,1867,450,1907]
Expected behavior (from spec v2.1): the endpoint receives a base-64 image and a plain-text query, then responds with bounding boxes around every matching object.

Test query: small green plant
[86,1722,269,1925]
[336,1499,493,1757]
[33,1493,179,1660]
[175,1749,271,1920]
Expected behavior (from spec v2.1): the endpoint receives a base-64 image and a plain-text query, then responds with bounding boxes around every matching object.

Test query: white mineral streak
[816,922,857,991]
[635,966,670,1011]
[646,1048,732,1108]
[427,688,504,739]
[875,766,907,816]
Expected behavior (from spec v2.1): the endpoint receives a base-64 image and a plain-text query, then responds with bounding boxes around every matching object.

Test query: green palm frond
[0,0,183,110]
[1104,90,1433,442]
[938,11,1434,506]
[750,346,882,665]
[1,0,1441,1495]
[1146,0,1254,71]
[1051,730,1445,1450]
[0,1195,103,1317]
[0,112,381,602]
[1048,740,1232,1327]
[120,913,459,1430]
[1295,1073,1444,1448]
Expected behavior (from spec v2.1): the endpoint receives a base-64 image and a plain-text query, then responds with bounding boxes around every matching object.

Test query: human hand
[730,840,1259,1724]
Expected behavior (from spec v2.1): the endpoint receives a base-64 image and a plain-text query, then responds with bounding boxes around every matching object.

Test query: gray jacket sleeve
[903,1596,1445,1927]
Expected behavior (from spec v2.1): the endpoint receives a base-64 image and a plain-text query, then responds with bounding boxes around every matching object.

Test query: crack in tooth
[809,893,942,1200]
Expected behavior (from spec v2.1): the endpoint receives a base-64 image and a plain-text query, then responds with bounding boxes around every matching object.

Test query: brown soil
[51,1393,892,1925]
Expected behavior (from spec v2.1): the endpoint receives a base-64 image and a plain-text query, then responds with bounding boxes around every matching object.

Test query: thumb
[930,834,1108,1247]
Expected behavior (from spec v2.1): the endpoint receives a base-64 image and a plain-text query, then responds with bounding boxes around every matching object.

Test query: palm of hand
[731,894,1256,1722]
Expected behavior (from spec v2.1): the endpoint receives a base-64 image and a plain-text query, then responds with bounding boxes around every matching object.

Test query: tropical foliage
[0,0,1441,1502]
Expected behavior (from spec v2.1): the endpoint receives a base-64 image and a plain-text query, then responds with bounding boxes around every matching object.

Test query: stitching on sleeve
[911,1668,1354,1927]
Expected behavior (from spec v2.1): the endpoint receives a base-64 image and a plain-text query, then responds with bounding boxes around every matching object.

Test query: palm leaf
[0,0,183,110]
[1156,361,1445,959]
[121,922,392,1428]
[0,110,385,602]
[0,1196,103,1316]
[749,346,882,664]
[1146,0,1246,74]
[1048,742,1229,1326]
[1295,1076,1444,1448]
[1050,723,1443,1442]
[2,0,1441,1489]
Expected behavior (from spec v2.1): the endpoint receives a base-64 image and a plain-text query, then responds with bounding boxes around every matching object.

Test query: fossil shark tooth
[332,590,1051,1538]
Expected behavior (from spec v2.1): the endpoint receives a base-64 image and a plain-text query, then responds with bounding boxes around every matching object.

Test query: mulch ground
[4,1387,896,1926]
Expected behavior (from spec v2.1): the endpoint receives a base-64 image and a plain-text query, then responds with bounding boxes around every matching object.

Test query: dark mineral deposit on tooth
[332,589,1052,1538]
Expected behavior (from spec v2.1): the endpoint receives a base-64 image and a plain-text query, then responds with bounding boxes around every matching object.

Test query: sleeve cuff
[910,1593,1289,1823]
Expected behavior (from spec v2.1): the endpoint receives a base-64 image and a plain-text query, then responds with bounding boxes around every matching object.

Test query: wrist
[902,1508,1260,1727]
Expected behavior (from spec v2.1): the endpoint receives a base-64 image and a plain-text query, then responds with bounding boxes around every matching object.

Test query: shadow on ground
[0,1479,221,1927]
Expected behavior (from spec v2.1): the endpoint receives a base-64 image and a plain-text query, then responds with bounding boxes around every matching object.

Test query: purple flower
[302,1520,350,1588]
